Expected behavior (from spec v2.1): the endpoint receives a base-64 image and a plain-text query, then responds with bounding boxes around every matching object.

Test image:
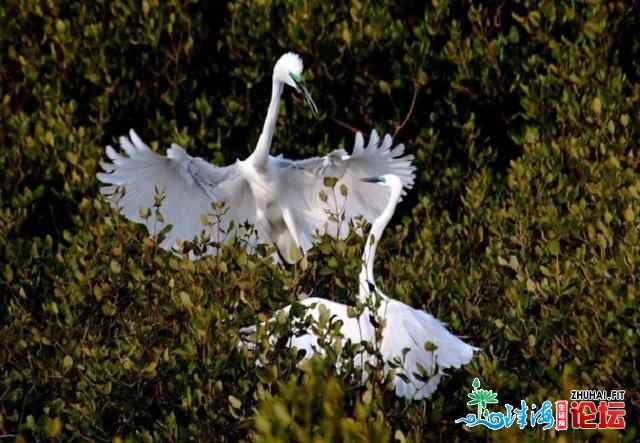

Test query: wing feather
[97,130,256,255]
[380,299,477,399]
[276,130,416,243]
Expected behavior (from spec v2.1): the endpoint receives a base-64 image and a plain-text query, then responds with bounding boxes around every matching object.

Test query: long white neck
[358,176,403,302]
[248,80,284,168]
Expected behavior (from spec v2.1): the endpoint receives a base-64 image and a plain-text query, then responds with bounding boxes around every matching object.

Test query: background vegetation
[1,0,638,441]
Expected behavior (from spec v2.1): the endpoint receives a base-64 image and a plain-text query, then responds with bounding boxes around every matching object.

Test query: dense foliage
[1,0,638,441]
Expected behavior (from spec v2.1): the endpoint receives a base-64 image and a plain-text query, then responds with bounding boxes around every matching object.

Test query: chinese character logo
[455,379,626,432]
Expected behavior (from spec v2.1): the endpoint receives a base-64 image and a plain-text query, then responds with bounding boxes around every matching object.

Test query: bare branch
[330,116,360,134]
[393,82,419,139]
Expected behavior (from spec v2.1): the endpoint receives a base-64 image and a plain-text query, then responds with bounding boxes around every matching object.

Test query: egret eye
[288,72,301,83]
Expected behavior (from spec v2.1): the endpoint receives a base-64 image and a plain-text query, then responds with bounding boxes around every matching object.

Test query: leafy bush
[1,0,638,441]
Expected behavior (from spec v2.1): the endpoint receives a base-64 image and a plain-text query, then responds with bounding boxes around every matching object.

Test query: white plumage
[240,174,477,400]
[97,52,415,262]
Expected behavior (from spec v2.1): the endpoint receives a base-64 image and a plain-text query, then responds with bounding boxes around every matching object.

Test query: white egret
[240,174,477,400]
[97,52,415,263]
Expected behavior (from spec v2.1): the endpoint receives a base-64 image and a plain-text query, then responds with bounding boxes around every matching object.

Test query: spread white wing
[380,299,477,400]
[97,130,258,255]
[272,130,416,250]
[97,129,415,261]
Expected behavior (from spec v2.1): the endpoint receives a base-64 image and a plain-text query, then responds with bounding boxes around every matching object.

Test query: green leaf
[228,395,241,409]
[323,176,338,188]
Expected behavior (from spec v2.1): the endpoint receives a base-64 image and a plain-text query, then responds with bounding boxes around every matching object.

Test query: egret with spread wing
[97,52,415,262]
[240,174,477,400]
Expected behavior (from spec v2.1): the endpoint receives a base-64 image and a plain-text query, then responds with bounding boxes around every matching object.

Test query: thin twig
[330,116,360,134]
[393,82,419,139]
[18,384,35,427]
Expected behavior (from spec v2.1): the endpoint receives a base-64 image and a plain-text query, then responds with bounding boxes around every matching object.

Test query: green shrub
[1,0,638,441]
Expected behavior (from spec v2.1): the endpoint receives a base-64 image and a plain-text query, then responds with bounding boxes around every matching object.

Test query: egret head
[273,52,318,115]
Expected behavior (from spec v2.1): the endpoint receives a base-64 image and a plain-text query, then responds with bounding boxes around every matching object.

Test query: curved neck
[249,80,284,168]
[358,182,402,302]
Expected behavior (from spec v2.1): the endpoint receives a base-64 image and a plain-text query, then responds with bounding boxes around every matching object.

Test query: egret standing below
[98,53,415,262]
[240,174,477,400]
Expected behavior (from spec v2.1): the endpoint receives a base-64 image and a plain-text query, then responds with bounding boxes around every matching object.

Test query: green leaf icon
[466,379,499,420]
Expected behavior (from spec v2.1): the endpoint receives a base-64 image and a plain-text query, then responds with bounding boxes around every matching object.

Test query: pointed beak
[291,75,318,116]
[360,176,382,183]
